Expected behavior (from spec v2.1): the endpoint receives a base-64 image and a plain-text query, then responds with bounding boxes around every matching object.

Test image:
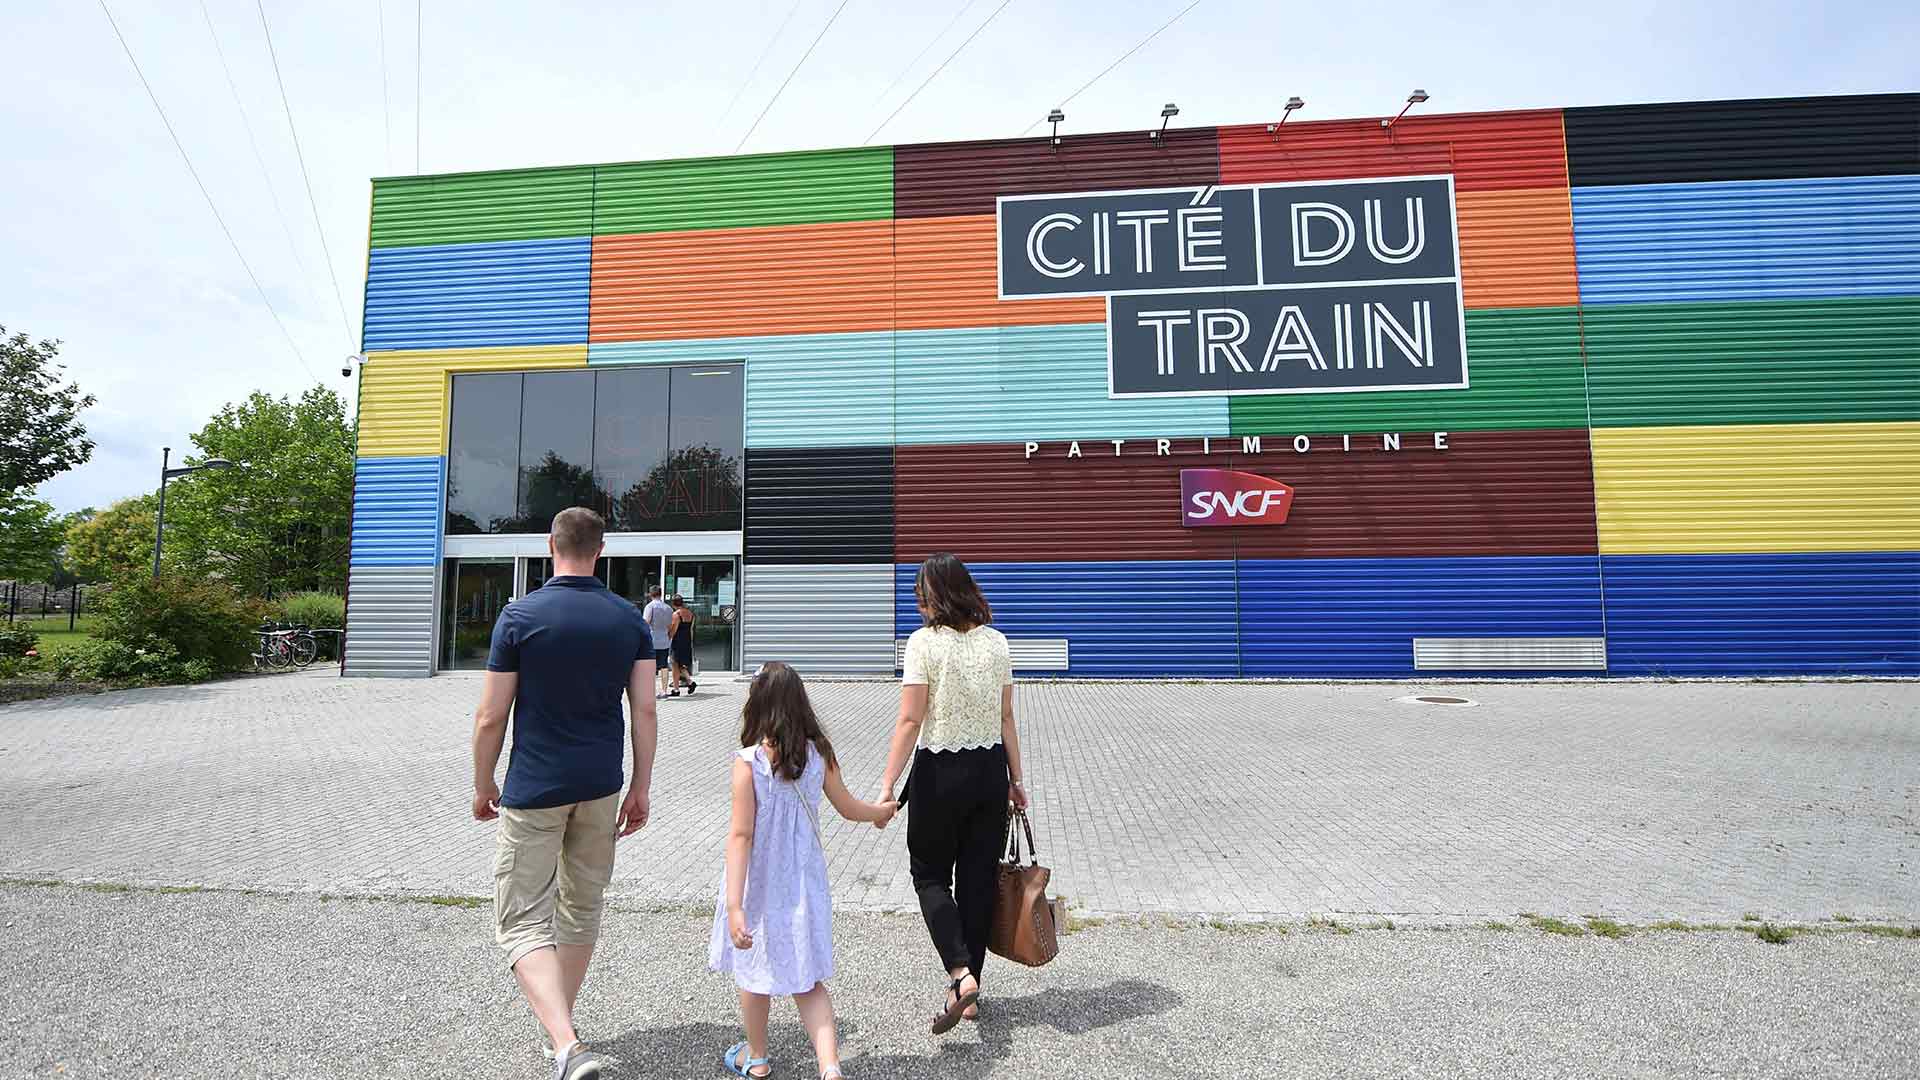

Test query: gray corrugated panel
[741,563,895,676]
[1413,637,1607,671]
[344,566,437,677]
[895,638,1070,671]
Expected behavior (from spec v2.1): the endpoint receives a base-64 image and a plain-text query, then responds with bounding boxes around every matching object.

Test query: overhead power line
[872,0,977,105]
[735,0,853,154]
[254,0,357,347]
[866,0,1014,144]
[376,0,392,171]
[196,0,328,324]
[96,0,319,382]
[718,0,805,136]
[1018,0,1204,136]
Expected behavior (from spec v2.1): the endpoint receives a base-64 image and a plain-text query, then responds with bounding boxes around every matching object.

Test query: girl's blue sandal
[724,1041,773,1078]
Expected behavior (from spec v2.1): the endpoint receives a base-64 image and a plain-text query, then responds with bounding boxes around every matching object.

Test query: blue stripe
[1238,555,1607,678]
[894,560,1240,678]
[1571,175,1920,304]
[1602,551,1920,675]
[363,237,590,350]
[350,456,444,567]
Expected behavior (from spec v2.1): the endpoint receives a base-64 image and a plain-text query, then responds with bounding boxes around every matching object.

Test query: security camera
[341,365,354,378]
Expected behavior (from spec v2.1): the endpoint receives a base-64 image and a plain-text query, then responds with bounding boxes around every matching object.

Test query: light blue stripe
[351,455,444,567]
[364,237,590,351]
[1571,174,1920,305]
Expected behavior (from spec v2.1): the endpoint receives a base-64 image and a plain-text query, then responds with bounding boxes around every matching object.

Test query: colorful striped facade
[346,92,1920,678]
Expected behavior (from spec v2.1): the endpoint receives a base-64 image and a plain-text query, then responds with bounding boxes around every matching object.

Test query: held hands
[728,907,753,950]
[472,779,500,821]
[872,800,901,830]
[617,786,651,836]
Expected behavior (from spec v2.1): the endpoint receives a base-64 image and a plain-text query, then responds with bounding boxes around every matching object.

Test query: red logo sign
[1180,469,1294,527]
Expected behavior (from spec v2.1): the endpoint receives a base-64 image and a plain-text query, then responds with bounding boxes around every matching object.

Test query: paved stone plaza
[2,670,1914,922]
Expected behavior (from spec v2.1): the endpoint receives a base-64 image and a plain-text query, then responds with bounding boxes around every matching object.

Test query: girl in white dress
[711,662,898,1079]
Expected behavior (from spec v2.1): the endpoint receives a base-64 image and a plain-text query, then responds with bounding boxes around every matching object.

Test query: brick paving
[0,670,1914,921]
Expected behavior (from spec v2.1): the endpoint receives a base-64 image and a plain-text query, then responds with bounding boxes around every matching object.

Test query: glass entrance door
[524,556,662,609]
[666,557,739,673]
[441,558,514,671]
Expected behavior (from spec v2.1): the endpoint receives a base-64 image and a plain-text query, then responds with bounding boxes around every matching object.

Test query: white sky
[6,0,1914,514]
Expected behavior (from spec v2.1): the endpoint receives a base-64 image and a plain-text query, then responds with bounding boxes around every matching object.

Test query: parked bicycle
[255,620,319,670]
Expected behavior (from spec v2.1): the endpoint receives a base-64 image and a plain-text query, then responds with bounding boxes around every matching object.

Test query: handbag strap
[1004,808,1039,866]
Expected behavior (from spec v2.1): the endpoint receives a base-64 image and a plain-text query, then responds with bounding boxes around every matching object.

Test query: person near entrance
[669,593,698,696]
[470,507,658,1080]
[641,586,674,700]
[877,552,1028,1035]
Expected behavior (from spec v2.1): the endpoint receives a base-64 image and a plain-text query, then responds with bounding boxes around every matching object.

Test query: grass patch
[1525,914,1586,936]
[1754,923,1795,945]
[77,882,135,894]
[1482,921,1513,931]
[1362,919,1395,931]
[1306,916,1353,935]
[1741,912,1762,922]
[1062,911,1106,936]
[414,894,486,909]
[1833,914,1856,923]
[1586,917,1632,939]
[1853,925,1920,939]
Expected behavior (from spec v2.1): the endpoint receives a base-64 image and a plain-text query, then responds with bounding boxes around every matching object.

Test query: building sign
[1181,469,1293,527]
[997,176,1468,399]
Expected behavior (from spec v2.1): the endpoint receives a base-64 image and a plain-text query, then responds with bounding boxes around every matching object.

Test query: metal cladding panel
[369,167,594,247]
[745,446,895,563]
[591,147,892,234]
[1454,188,1579,309]
[892,129,1219,219]
[741,563,896,675]
[895,428,1598,564]
[1584,298,1920,428]
[359,345,587,458]
[363,237,591,351]
[349,456,444,567]
[1217,110,1570,191]
[1238,555,1606,678]
[1601,551,1920,675]
[1229,306,1586,434]
[895,215,1106,330]
[1564,94,1920,187]
[344,566,438,677]
[589,221,894,342]
[893,560,1240,678]
[894,324,1228,445]
[1570,175,1920,305]
[1591,421,1920,555]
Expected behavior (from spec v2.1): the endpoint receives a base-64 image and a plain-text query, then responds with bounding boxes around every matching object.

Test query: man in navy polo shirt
[471,507,657,1080]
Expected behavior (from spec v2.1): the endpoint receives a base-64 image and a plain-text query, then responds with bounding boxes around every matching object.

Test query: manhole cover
[1393,694,1480,707]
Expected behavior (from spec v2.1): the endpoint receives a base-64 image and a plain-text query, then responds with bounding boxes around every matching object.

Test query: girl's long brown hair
[915,552,993,630]
[740,661,838,781]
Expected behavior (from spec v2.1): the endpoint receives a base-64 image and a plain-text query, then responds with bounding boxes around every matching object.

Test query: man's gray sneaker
[553,1043,604,1080]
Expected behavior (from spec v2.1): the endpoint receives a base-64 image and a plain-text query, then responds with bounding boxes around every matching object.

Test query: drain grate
[1393,694,1480,708]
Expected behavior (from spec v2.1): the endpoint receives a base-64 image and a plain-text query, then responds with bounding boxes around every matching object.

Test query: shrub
[0,655,26,679]
[0,625,38,659]
[49,637,217,685]
[98,574,260,675]
[279,591,345,629]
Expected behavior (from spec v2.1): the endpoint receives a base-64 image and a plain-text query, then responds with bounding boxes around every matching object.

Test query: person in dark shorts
[669,594,697,696]
[641,586,673,700]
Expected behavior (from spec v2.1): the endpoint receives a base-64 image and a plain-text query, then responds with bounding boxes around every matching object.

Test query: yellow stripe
[357,344,588,457]
[1593,421,1920,555]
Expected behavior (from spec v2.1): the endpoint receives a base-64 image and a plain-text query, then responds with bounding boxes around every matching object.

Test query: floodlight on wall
[1048,108,1066,147]
[1265,96,1306,138]
[1148,102,1180,141]
[1381,89,1430,130]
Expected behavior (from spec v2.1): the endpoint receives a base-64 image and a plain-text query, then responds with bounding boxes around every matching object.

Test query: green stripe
[592,147,892,234]
[370,168,594,248]
[1585,297,1920,427]
[1229,307,1588,435]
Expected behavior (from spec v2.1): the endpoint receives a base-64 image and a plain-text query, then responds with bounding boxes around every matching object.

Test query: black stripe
[1565,93,1920,187]
[745,446,895,563]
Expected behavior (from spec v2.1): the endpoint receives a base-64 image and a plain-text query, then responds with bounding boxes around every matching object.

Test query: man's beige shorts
[492,792,620,969]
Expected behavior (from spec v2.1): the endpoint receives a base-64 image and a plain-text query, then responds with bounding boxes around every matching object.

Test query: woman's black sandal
[931,976,979,1035]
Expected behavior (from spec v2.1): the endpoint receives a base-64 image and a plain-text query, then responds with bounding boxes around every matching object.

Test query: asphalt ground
[4,884,1916,1080]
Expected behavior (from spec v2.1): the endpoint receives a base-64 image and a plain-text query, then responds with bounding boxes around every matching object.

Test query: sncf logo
[1180,469,1294,528]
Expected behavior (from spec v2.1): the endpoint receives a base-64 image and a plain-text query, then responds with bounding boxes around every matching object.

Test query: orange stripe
[1457,187,1579,309]
[895,216,1103,331]
[589,220,893,342]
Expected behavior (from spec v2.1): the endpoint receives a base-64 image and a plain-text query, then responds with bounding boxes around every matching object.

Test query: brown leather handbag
[989,809,1062,967]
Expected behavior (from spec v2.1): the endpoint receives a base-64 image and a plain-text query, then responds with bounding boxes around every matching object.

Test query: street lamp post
[152,447,234,578]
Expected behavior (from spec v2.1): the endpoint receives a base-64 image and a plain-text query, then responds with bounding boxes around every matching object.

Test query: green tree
[0,489,65,581]
[64,496,157,583]
[1,327,94,492]
[162,387,355,598]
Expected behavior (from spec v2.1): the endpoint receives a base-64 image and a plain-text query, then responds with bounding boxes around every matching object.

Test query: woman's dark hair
[740,661,838,781]
[915,552,993,630]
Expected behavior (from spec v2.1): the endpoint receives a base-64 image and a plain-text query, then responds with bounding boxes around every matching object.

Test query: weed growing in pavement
[1305,916,1353,935]
[1741,912,1762,922]
[416,894,487,909]
[1482,921,1514,931]
[1363,919,1396,931]
[1586,917,1632,939]
[1525,914,1586,936]
[1754,923,1795,945]
[1853,925,1920,939]
[78,882,135,894]
[1833,914,1856,923]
